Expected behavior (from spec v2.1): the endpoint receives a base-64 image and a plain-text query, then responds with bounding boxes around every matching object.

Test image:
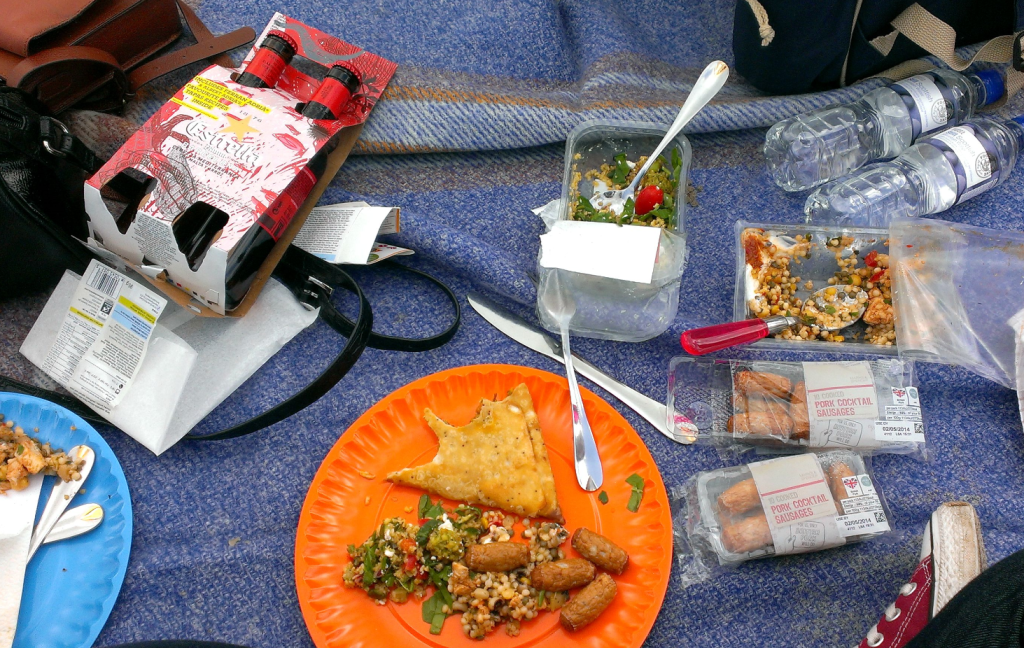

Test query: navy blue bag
[734,0,1023,94]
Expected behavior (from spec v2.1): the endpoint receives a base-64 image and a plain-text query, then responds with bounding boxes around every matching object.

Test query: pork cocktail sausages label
[748,454,838,554]
[802,361,879,420]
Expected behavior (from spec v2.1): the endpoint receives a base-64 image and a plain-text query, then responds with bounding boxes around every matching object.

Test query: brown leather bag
[0,0,255,113]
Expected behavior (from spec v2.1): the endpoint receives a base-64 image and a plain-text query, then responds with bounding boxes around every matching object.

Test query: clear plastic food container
[666,356,927,459]
[536,119,692,342]
[673,451,893,587]
[733,221,897,355]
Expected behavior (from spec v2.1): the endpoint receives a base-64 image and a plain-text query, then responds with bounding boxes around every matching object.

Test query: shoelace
[864,581,918,647]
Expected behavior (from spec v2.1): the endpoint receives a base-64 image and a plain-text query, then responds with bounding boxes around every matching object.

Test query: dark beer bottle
[302,65,360,120]
[236,31,297,88]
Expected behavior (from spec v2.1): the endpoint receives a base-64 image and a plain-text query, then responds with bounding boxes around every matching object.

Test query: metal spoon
[680,285,869,355]
[593,60,730,212]
[27,445,94,559]
[540,270,603,491]
[28,503,105,561]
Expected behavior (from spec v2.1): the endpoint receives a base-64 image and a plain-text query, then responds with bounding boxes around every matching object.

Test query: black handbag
[0,87,460,440]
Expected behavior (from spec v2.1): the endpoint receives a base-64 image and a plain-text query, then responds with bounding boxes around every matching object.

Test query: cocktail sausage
[559,573,617,632]
[571,528,629,574]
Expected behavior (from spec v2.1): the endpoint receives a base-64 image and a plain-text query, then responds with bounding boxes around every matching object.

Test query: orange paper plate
[295,364,673,648]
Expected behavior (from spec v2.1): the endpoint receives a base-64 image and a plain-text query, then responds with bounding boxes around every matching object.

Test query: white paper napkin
[0,478,43,647]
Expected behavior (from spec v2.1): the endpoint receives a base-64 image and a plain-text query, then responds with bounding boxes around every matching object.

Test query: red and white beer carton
[84,13,396,315]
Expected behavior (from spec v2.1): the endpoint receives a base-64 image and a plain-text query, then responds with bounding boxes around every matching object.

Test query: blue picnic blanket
[3,0,1024,646]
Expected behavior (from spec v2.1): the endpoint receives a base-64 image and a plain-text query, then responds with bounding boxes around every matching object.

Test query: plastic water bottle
[803,116,1024,227]
[764,69,1004,192]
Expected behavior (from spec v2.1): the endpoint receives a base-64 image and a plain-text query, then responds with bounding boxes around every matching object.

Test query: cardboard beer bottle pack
[84,13,396,315]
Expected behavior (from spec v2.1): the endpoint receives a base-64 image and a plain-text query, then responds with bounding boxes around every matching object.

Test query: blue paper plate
[2,393,133,648]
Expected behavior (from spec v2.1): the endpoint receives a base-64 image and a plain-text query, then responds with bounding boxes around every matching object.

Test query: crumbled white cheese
[438,514,454,531]
[744,263,760,303]
[383,548,395,558]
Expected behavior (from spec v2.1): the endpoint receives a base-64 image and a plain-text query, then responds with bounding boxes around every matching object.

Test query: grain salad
[742,228,895,346]
[0,415,84,492]
[568,148,683,228]
[342,496,578,638]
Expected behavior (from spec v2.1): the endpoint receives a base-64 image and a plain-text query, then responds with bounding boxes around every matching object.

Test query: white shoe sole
[928,501,986,617]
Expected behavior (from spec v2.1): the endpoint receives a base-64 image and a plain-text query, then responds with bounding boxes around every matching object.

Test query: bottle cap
[972,69,1004,106]
[265,30,298,55]
[327,64,361,94]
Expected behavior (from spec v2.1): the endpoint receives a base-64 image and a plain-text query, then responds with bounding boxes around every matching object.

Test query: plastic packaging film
[672,451,893,588]
[667,357,928,460]
[890,218,1024,389]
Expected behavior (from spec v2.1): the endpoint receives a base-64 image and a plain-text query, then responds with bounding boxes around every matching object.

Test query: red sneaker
[858,502,986,648]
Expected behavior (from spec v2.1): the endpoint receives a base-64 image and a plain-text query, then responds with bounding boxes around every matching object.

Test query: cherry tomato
[399,538,417,554]
[864,250,879,267]
[869,269,885,283]
[404,554,418,572]
[634,185,664,215]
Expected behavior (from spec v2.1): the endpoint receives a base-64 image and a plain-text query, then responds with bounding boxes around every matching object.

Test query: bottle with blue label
[764,69,1004,192]
[803,116,1024,227]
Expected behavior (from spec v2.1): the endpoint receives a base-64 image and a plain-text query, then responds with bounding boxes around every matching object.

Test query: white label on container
[809,418,866,448]
[931,126,992,194]
[841,494,885,515]
[770,519,846,555]
[539,220,662,284]
[748,454,837,552]
[835,509,890,537]
[893,75,947,134]
[891,387,909,405]
[875,420,926,442]
[41,260,166,413]
[885,405,923,421]
[802,362,878,420]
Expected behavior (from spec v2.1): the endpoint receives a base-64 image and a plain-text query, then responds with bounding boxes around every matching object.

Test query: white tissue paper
[21,270,318,454]
[0,477,43,647]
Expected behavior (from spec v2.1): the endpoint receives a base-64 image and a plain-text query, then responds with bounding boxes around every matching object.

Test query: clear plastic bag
[535,119,691,342]
[672,451,893,588]
[667,357,928,460]
[890,218,1024,389]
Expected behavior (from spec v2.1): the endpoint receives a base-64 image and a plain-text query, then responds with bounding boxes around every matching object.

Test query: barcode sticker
[835,509,890,537]
[41,260,166,414]
[86,264,124,299]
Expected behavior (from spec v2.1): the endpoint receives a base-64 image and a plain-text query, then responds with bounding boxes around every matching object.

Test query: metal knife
[467,292,693,444]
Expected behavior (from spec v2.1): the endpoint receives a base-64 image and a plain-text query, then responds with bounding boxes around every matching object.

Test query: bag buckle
[39,117,71,158]
[299,275,333,311]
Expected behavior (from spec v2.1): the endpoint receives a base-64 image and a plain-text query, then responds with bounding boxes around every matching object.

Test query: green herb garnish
[422,589,451,634]
[824,305,837,314]
[671,147,682,185]
[598,491,609,505]
[576,195,597,216]
[363,540,377,586]
[538,590,547,607]
[625,473,645,513]
[14,444,24,456]
[418,495,445,521]
[611,153,631,185]
[416,519,442,545]
[884,298,892,305]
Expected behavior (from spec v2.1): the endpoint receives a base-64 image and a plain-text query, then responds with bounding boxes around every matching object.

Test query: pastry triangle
[387,383,563,522]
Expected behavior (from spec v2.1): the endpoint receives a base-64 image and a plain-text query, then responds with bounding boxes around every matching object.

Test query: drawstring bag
[734,0,1023,96]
